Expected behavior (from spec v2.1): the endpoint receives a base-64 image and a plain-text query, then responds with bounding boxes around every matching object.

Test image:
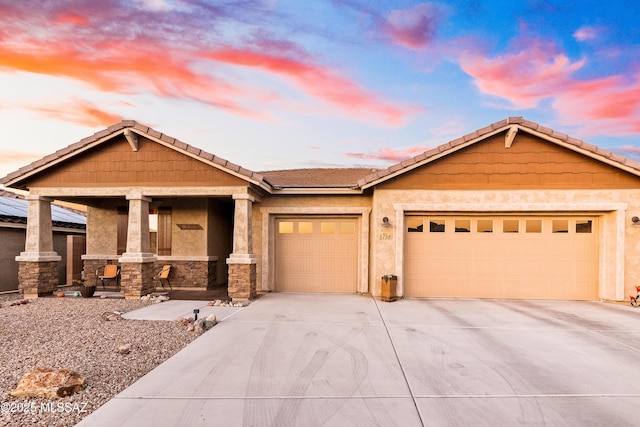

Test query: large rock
[11,367,86,398]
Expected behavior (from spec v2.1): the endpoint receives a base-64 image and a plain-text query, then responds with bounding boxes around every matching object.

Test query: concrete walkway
[77,294,640,426]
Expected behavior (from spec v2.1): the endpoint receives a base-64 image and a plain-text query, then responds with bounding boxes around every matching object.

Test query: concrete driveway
[78,294,640,426]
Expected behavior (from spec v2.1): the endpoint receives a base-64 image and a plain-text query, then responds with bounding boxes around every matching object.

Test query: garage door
[275,218,358,292]
[404,216,598,300]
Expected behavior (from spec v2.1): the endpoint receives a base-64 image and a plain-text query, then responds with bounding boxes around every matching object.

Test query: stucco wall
[171,199,208,256]
[0,228,26,292]
[370,188,640,301]
[255,194,373,292]
[86,203,119,255]
[0,227,81,291]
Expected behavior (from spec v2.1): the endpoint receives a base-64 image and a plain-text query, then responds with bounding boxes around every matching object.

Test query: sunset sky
[0,0,639,178]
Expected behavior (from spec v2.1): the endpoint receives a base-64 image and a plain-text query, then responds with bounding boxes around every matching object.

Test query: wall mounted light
[382,216,392,228]
[633,216,640,226]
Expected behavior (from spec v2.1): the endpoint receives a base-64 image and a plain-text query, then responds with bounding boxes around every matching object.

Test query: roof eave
[271,187,364,195]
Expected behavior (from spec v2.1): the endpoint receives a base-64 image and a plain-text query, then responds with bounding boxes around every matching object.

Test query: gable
[376,131,640,190]
[24,135,248,188]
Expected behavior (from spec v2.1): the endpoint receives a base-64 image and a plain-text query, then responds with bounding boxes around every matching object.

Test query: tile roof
[0,120,268,189]
[260,168,379,188]
[357,116,640,188]
[2,117,638,192]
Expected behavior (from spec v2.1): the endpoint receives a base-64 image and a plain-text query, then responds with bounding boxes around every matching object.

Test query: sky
[0,0,639,179]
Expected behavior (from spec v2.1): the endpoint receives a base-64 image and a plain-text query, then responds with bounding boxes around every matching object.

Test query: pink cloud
[55,11,89,26]
[0,2,421,127]
[0,150,43,163]
[381,3,445,50]
[31,99,124,127]
[204,48,422,125]
[346,145,429,162]
[459,33,640,135]
[0,37,266,120]
[619,145,640,154]
[573,26,605,42]
[552,75,640,134]
[460,37,585,108]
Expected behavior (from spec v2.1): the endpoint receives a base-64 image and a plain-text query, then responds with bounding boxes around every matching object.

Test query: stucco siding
[370,188,640,301]
[86,205,119,255]
[171,199,208,256]
[0,228,26,292]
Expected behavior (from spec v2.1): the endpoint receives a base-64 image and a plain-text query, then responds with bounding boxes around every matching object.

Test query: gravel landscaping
[0,292,198,427]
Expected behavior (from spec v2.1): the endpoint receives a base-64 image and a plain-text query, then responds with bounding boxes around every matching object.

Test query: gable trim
[359,118,640,190]
[1,121,273,193]
[127,127,271,192]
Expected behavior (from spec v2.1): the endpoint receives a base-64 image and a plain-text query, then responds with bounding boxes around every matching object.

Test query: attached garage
[404,215,598,300]
[274,217,359,292]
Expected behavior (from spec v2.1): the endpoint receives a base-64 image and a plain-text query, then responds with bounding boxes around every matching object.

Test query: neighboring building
[0,190,86,292]
[2,117,640,301]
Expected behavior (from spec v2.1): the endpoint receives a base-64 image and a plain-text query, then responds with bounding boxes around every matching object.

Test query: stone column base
[18,261,58,298]
[228,263,256,301]
[120,262,156,299]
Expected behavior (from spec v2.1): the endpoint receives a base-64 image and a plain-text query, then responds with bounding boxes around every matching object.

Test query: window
[576,220,593,233]
[455,219,471,232]
[430,219,445,232]
[552,220,569,233]
[477,219,493,233]
[320,222,335,234]
[503,219,519,233]
[298,222,313,234]
[526,219,542,233]
[407,218,424,233]
[340,221,355,234]
[279,221,294,234]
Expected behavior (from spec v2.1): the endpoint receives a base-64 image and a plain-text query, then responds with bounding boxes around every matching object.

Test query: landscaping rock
[101,311,123,321]
[11,367,86,398]
[194,319,205,335]
[117,344,132,354]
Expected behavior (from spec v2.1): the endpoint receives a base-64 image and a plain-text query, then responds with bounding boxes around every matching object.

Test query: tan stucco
[171,199,208,256]
[86,204,119,256]
[369,188,640,301]
[256,194,373,294]
[9,119,640,301]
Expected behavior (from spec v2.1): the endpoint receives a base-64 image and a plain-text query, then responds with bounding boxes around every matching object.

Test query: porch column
[118,194,156,299]
[16,195,61,298]
[227,194,257,300]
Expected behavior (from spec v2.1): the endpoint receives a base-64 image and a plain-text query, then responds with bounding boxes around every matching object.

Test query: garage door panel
[275,218,358,293]
[404,216,597,300]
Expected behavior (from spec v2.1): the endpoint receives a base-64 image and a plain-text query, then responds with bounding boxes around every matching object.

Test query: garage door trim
[260,207,371,293]
[392,202,627,300]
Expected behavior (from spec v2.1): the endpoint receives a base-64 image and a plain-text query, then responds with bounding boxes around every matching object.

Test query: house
[0,190,86,292]
[2,117,640,301]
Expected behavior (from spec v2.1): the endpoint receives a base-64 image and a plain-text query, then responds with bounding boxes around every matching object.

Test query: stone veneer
[18,261,58,297]
[83,258,219,294]
[120,262,155,299]
[228,263,256,300]
[154,260,217,290]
